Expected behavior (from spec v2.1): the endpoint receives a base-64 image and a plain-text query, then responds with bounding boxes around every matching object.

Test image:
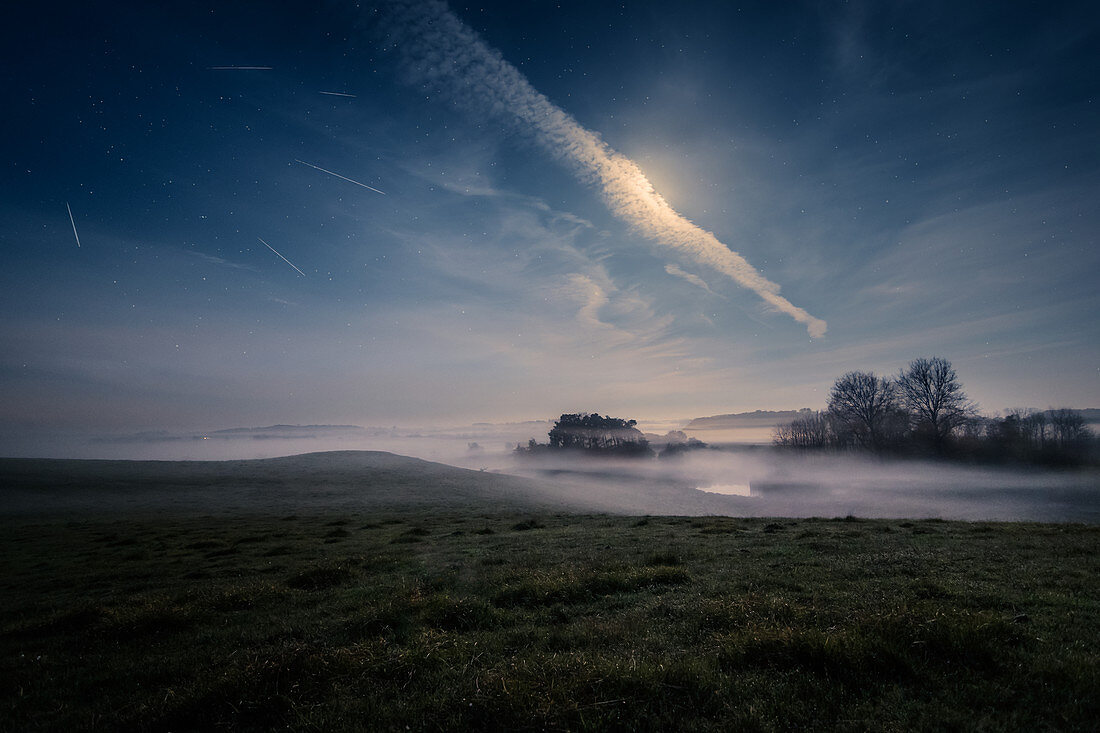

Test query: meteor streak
[258,237,307,277]
[207,65,273,70]
[65,202,81,247]
[294,159,386,195]
[319,91,357,98]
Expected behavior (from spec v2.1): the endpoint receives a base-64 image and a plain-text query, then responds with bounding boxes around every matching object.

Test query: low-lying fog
[2,423,1097,523]
[508,450,1100,524]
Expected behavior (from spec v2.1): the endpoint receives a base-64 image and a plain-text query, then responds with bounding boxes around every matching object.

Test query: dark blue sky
[1,0,1097,442]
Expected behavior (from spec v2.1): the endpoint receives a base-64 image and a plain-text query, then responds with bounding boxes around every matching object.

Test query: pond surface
[698,483,753,497]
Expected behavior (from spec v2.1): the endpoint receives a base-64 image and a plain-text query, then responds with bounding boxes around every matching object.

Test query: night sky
[2,0,1098,444]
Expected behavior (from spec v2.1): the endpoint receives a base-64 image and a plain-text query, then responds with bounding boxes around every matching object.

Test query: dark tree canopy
[970,408,1095,464]
[776,356,1095,465]
[827,371,900,450]
[774,411,835,449]
[1048,408,1091,448]
[546,413,651,455]
[896,357,975,451]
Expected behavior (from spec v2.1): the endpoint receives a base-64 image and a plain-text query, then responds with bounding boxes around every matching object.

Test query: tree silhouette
[542,413,652,456]
[774,411,835,449]
[1048,408,1092,449]
[827,371,900,450]
[896,357,974,452]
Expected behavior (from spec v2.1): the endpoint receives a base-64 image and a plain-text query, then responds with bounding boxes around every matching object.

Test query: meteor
[257,237,307,277]
[294,159,386,195]
[207,66,273,70]
[319,91,357,98]
[65,202,81,248]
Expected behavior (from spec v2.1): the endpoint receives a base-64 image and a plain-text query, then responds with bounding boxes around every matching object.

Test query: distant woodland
[515,358,1095,466]
[517,414,707,459]
[774,357,1097,465]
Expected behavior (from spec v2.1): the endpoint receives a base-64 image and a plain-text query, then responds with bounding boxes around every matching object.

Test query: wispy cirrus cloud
[185,250,258,272]
[664,263,722,298]
[374,0,827,338]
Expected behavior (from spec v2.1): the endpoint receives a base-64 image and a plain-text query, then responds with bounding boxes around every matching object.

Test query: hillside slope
[0,451,604,515]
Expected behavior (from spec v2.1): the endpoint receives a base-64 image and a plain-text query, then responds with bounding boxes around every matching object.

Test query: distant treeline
[775,357,1096,465]
[516,413,706,459]
[517,413,653,457]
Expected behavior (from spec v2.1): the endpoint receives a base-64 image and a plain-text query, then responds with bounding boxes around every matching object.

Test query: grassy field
[2,506,1098,731]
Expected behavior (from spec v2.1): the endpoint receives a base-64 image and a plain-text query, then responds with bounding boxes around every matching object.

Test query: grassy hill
[0,451,788,517]
[0,451,606,515]
[1,452,1098,730]
[684,410,813,430]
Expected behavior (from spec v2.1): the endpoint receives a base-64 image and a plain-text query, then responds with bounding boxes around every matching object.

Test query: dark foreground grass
[1,511,1098,731]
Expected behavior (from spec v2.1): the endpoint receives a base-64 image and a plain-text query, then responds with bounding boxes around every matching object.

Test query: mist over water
[503,448,1099,523]
[1,422,1097,523]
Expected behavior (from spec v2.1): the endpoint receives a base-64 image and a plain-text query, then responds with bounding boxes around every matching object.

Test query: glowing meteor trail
[294,159,386,195]
[207,66,273,70]
[319,91,357,98]
[258,237,307,277]
[65,202,81,247]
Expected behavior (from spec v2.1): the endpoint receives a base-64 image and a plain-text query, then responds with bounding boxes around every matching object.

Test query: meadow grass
[1,510,1097,730]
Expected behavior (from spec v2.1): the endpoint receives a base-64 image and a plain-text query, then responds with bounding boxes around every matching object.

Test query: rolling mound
[0,451,614,515]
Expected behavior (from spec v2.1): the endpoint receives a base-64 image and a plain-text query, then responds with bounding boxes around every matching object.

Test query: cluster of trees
[656,431,709,459]
[518,413,654,457]
[959,408,1095,463]
[775,356,1095,464]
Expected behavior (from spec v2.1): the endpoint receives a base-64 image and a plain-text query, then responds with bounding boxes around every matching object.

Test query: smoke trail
[373,1,827,337]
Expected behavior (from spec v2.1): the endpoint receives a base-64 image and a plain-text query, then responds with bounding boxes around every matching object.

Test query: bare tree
[896,357,974,452]
[774,411,835,449]
[827,371,898,450]
[1048,408,1092,449]
[1001,408,1049,452]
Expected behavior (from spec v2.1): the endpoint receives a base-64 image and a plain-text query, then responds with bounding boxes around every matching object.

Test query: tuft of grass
[645,551,680,566]
[493,565,690,608]
[285,562,357,591]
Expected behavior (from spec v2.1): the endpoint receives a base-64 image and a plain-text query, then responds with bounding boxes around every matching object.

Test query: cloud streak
[375,0,826,337]
[665,264,721,297]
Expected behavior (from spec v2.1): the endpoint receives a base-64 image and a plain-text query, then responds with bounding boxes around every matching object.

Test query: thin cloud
[664,263,721,297]
[186,250,257,272]
[375,1,827,338]
[556,268,677,352]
